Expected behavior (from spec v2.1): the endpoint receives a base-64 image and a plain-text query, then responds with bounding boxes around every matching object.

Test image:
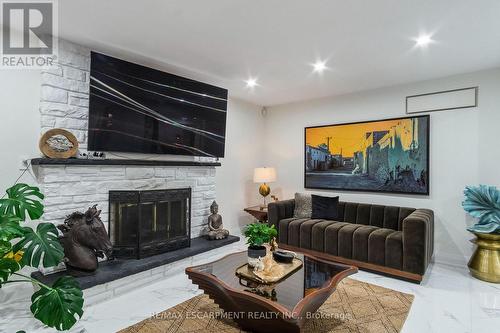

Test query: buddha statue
[207,201,229,240]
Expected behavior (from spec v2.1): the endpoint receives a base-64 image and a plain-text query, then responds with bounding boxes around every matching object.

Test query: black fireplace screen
[109,188,191,259]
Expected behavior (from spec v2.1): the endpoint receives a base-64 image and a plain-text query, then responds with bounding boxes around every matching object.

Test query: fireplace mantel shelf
[30,158,221,167]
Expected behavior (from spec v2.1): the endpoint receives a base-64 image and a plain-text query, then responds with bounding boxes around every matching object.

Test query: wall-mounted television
[88,52,228,157]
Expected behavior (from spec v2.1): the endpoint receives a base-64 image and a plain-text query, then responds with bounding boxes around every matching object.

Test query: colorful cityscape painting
[305,115,430,194]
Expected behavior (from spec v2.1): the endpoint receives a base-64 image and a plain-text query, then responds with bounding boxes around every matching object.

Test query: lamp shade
[253,167,276,183]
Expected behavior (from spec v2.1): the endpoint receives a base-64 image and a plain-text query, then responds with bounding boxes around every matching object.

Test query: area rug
[119,278,414,333]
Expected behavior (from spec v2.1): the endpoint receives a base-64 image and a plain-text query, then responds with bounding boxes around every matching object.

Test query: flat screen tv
[88,52,228,157]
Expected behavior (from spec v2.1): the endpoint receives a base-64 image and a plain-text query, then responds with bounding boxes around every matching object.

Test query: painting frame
[304,115,430,195]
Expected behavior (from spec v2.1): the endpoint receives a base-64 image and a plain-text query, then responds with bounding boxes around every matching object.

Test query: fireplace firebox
[109,188,191,259]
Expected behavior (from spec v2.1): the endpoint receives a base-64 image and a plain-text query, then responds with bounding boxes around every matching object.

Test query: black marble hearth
[31,235,239,289]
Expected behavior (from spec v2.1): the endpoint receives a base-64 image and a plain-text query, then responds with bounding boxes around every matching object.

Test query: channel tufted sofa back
[336,202,415,231]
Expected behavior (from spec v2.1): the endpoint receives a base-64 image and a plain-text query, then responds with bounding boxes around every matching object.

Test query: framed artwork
[304,115,430,195]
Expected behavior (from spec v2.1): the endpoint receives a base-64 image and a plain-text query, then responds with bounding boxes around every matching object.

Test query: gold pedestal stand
[468,232,500,283]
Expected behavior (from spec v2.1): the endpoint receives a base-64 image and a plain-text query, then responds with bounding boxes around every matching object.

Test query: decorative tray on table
[235,257,303,285]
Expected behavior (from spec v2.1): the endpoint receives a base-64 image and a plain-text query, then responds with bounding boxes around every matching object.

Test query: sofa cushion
[287,218,310,247]
[311,195,339,220]
[338,224,364,259]
[368,228,397,266]
[299,219,324,249]
[324,222,350,256]
[337,202,346,221]
[278,218,295,244]
[343,203,359,223]
[369,205,385,228]
[293,193,312,218]
[352,225,379,262]
[311,221,338,252]
[356,204,372,225]
[383,206,400,230]
[386,231,403,270]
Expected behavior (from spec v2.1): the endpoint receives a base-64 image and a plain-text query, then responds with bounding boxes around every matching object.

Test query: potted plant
[243,223,277,267]
[0,183,84,331]
[462,185,500,283]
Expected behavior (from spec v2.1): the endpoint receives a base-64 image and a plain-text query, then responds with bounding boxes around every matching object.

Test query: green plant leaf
[0,184,44,221]
[16,223,64,268]
[244,223,277,246]
[463,185,500,233]
[0,257,21,286]
[0,214,24,242]
[0,239,12,257]
[30,276,84,331]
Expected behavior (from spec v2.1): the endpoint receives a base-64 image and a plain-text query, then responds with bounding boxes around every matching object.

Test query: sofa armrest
[402,209,434,275]
[268,199,295,230]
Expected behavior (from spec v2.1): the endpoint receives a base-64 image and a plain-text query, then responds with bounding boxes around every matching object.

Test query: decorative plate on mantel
[39,128,79,159]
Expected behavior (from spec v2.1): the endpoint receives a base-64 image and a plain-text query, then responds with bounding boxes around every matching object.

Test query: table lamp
[253,167,277,208]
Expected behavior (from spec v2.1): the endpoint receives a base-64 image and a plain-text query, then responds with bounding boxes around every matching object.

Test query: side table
[244,205,268,223]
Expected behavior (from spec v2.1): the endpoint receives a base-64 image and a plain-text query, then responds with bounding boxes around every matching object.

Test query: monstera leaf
[463,185,500,233]
[0,257,21,286]
[30,276,84,331]
[0,184,44,221]
[15,223,64,268]
[0,214,24,242]
[0,182,83,331]
[0,239,12,257]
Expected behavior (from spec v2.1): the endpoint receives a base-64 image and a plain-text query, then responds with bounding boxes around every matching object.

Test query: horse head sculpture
[57,205,113,272]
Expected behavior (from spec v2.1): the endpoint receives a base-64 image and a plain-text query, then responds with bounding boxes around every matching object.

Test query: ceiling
[59,0,500,106]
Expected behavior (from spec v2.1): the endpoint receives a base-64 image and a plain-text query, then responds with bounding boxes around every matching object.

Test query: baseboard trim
[279,243,423,283]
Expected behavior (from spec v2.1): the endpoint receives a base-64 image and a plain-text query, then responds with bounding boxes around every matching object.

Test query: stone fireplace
[32,159,219,240]
[29,39,241,302]
[109,188,191,259]
[31,158,241,302]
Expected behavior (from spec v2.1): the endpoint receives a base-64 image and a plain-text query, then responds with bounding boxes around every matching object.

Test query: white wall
[216,98,265,235]
[264,68,500,266]
[0,70,41,192]
[477,71,500,186]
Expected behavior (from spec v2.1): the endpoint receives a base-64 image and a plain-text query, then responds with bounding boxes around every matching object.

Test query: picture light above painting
[406,86,478,114]
[305,115,430,195]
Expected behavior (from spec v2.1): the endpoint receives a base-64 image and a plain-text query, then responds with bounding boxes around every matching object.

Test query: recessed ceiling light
[312,60,327,73]
[245,78,258,88]
[415,34,433,47]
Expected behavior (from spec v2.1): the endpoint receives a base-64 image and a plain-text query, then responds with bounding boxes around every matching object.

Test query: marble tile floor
[1,240,499,333]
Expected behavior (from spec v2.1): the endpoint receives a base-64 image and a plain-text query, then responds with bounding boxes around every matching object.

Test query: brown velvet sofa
[268,199,434,283]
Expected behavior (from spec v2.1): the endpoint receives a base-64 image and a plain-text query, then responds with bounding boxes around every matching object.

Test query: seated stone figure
[207,201,229,240]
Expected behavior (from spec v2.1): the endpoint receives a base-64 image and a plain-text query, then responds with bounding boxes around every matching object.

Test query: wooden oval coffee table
[186,251,357,333]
